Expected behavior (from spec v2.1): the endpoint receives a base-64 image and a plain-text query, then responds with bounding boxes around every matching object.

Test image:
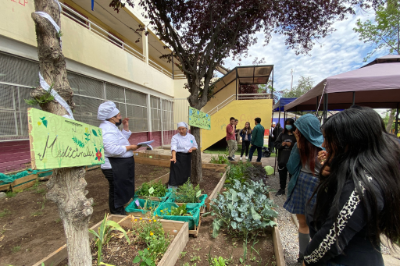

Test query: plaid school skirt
[283,171,319,215]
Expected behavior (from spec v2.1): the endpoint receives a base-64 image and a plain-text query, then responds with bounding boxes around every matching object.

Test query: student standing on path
[303,107,400,266]
[233,119,239,159]
[226,117,237,161]
[275,118,296,196]
[283,114,323,263]
[98,101,140,215]
[240,122,252,161]
[248,117,264,162]
[269,122,276,153]
[169,122,198,188]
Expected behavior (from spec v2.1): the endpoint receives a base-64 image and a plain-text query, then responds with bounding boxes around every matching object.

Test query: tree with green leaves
[354,0,399,61]
[354,0,399,132]
[109,0,381,184]
[282,76,314,98]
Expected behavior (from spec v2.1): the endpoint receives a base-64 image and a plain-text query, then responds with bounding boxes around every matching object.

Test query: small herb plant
[210,154,229,164]
[89,214,131,266]
[131,216,170,265]
[173,179,202,203]
[136,181,168,197]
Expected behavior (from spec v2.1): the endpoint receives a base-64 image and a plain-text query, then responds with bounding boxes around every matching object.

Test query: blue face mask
[285,125,293,131]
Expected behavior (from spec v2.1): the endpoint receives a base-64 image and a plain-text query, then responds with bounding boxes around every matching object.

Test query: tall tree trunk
[386,109,396,133]
[190,126,202,185]
[31,1,93,265]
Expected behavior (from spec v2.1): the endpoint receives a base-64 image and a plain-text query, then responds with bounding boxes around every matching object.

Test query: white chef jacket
[99,121,133,169]
[170,133,198,153]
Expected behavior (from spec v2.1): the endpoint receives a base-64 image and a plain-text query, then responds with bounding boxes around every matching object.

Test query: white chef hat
[177,122,188,129]
[97,101,120,121]
[272,122,276,125]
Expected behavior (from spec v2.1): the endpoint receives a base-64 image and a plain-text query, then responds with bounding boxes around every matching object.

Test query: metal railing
[149,59,173,78]
[60,3,176,79]
[238,93,271,100]
[207,93,271,116]
[207,94,236,116]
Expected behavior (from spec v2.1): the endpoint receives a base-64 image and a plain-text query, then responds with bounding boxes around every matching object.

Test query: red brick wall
[0,140,31,173]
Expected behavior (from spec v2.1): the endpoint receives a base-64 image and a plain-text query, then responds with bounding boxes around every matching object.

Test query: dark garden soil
[175,216,276,266]
[0,164,170,266]
[0,166,224,266]
[198,169,224,195]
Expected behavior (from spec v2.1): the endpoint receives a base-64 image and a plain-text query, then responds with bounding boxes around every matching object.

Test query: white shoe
[246,157,248,160]
[240,157,242,161]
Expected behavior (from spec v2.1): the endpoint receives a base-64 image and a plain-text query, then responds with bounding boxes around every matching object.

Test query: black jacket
[275,132,296,167]
[304,178,384,266]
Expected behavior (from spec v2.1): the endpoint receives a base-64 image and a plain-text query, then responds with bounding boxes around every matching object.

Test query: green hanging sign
[188,107,211,130]
[28,108,105,169]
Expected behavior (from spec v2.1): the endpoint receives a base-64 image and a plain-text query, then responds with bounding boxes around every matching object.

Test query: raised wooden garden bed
[33,215,189,266]
[11,174,38,191]
[205,167,286,266]
[0,183,10,191]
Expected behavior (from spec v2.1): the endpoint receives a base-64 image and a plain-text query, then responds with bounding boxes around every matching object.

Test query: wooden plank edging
[269,193,286,266]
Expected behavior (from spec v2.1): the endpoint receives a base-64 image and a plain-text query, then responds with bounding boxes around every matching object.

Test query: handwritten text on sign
[28,108,105,169]
[188,107,211,130]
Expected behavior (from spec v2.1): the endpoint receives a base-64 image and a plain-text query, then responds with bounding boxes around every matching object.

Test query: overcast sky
[128,3,391,115]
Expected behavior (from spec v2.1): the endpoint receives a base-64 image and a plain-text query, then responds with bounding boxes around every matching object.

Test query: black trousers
[241,140,250,157]
[278,166,292,190]
[102,169,126,215]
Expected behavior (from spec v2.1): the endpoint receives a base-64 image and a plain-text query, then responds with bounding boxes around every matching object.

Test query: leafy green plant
[133,249,155,266]
[210,154,229,164]
[136,181,168,197]
[211,256,228,266]
[209,180,278,262]
[224,162,252,184]
[173,179,202,203]
[25,86,54,106]
[162,204,191,216]
[89,214,131,266]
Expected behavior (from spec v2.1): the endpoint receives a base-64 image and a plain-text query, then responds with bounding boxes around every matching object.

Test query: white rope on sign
[39,72,74,120]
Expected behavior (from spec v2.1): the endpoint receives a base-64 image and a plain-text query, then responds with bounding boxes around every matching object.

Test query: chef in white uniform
[98,101,139,215]
[169,122,198,188]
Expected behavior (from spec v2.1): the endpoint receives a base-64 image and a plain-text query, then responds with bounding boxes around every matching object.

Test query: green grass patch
[12,245,21,253]
[6,191,18,198]
[31,211,43,217]
[0,208,11,218]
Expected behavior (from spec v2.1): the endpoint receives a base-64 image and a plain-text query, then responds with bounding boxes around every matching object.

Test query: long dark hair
[282,118,296,134]
[314,107,400,246]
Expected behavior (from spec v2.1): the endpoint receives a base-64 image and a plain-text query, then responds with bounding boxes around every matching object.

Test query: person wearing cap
[97,101,139,215]
[169,122,198,187]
